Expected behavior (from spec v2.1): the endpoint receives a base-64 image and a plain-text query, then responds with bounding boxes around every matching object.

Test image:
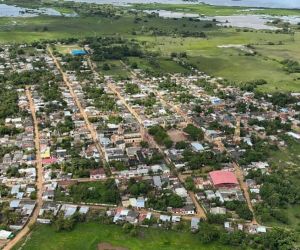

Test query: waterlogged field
[14,223,234,250]
[134,3,300,16]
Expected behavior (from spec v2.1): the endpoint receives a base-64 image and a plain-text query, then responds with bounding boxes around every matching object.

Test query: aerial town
[0,37,299,250]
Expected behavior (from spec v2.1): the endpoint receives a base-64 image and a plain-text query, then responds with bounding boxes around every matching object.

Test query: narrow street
[233,162,257,224]
[48,48,107,169]
[3,87,44,250]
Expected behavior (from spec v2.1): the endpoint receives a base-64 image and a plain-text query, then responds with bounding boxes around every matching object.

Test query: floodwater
[212,15,279,30]
[143,10,300,30]
[143,9,199,18]
[0,4,74,17]
[200,0,300,9]
[70,0,300,9]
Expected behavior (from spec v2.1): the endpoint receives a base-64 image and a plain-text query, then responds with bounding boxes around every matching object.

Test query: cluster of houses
[1,42,300,244]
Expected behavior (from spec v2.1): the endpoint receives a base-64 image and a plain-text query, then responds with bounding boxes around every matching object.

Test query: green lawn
[14,222,233,250]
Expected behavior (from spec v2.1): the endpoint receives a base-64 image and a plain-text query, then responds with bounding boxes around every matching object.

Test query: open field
[56,44,82,54]
[13,222,234,250]
[137,31,300,92]
[97,60,130,79]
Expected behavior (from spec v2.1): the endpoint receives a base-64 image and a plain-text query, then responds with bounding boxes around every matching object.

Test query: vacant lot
[168,129,188,142]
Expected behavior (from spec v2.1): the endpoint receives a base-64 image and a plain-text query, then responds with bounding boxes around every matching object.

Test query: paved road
[3,87,44,250]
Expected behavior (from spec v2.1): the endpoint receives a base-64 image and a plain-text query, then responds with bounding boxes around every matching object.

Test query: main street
[3,87,44,250]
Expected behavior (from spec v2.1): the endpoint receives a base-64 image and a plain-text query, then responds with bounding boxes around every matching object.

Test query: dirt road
[48,48,108,170]
[3,87,44,250]
[233,162,257,224]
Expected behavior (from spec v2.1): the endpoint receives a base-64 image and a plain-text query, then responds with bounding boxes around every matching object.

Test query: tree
[261,228,296,250]
[167,194,184,208]
[198,223,220,244]
[220,231,246,246]
[184,177,195,191]
[183,124,204,141]
[236,204,253,221]
[102,63,110,71]
[140,141,149,148]
[175,141,189,149]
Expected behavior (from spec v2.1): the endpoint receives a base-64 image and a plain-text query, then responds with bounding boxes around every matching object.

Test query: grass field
[14,222,234,250]
[137,31,300,92]
[97,60,130,79]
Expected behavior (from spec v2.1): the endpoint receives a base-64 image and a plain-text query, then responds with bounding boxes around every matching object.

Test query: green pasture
[14,222,233,250]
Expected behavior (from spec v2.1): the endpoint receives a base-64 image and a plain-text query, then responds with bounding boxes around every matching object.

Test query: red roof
[42,157,57,165]
[209,171,238,186]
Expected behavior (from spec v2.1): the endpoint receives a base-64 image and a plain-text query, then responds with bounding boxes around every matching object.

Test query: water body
[0,4,75,17]
[70,0,300,9]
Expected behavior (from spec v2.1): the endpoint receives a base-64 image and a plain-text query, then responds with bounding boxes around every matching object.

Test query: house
[171,216,181,223]
[159,215,171,222]
[0,230,14,240]
[205,190,216,200]
[191,217,200,231]
[183,205,195,215]
[61,204,77,218]
[79,206,89,214]
[90,168,106,180]
[175,187,188,198]
[224,221,233,231]
[153,175,162,189]
[191,142,204,152]
[210,207,226,215]
[249,225,267,234]
[126,210,139,224]
[136,197,145,208]
[104,148,127,162]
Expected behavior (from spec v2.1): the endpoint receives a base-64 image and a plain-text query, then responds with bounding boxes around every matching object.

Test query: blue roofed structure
[71,49,87,56]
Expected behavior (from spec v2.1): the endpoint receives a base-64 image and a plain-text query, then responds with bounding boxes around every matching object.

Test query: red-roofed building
[42,157,57,166]
[209,171,238,188]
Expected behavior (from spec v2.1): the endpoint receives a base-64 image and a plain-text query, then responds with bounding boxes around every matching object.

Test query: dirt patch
[97,242,129,250]
[167,129,188,142]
